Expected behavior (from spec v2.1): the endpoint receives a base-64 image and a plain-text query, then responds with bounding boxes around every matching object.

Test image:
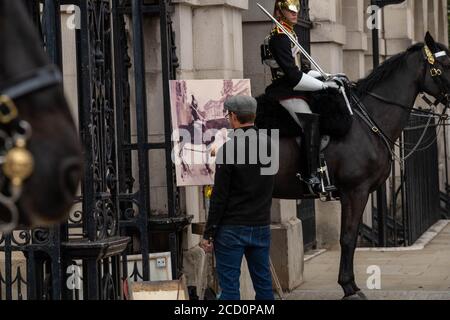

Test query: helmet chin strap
[277,13,295,29]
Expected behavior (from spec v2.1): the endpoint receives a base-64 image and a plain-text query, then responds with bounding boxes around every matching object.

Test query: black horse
[260,32,450,299]
[0,1,82,229]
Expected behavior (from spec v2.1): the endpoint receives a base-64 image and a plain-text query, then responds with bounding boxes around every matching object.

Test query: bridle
[0,64,62,232]
[422,45,450,105]
[351,44,450,167]
[363,45,450,116]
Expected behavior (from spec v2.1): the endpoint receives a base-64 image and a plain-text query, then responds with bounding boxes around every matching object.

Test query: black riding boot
[296,113,322,193]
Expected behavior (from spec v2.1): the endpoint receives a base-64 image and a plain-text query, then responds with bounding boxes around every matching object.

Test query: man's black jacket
[203,126,276,240]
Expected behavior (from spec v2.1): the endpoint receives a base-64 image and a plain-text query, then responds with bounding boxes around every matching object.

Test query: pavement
[285,222,450,300]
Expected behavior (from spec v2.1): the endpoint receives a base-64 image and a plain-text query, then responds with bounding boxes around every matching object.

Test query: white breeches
[279,98,312,128]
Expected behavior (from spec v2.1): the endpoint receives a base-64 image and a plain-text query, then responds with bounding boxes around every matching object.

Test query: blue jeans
[214,225,274,300]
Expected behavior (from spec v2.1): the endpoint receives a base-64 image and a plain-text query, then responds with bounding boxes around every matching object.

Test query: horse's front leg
[338,188,370,299]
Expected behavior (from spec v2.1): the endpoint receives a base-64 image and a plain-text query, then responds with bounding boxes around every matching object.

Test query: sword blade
[256,3,328,79]
[340,87,354,116]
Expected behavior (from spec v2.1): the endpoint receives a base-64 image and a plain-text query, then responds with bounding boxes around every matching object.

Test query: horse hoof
[342,294,361,300]
[356,291,368,300]
[342,292,368,300]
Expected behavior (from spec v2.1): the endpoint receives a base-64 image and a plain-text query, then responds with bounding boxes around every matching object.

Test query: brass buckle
[372,127,379,133]
[431,68,442,77]
[0,95,18,124]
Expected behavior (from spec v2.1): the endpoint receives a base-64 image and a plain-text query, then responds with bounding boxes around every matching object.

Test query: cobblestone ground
[285,223,450,300]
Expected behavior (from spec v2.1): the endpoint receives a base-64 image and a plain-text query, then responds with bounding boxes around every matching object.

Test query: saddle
[255,89,353,142]
[256,86,354,199]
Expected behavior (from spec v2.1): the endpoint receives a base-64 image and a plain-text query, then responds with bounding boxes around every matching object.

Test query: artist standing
[200,95,276,300]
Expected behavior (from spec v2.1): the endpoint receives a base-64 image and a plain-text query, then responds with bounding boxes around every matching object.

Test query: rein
[365,91,448,119]
[0,64,62,232]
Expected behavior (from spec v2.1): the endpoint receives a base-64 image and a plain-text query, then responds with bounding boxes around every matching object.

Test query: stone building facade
[58,0,448,299]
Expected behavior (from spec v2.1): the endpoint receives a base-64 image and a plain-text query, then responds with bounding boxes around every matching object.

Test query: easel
[270,258,284,300]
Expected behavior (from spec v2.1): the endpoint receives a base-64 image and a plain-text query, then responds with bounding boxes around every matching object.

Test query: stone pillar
[413,0,427,42]
[437,0,448,44]
[427,0,438,38]
[383,0,413,57]
[134,12,170,214]
[314,200,341,249]
[342,0,368,80]
[309,0,346,73]
[270,199,304,291]
[173,0,246,79]
[363,0,387,73]
[60,6,79,126]
[242,0,275,96]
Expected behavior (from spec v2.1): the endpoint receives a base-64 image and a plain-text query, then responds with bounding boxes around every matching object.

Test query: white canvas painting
[170,79,252,186]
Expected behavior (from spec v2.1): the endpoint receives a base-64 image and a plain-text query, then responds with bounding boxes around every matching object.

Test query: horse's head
[419,32,450,103]
[0,1,82,230]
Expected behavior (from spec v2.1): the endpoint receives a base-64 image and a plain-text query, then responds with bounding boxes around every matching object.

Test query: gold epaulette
[271,24,296,37]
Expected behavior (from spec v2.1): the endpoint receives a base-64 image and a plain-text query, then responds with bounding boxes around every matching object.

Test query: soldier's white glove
[323,80,341,92]
[307,70,323,79]
[294,73,327,92]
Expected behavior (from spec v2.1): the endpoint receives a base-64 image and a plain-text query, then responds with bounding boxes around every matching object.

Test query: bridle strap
[423,45,450,104]
[0,64,62,101]
[366,90,447,119]
[350,93,397,161]
[366,91,410,109]
[0,64,62,233]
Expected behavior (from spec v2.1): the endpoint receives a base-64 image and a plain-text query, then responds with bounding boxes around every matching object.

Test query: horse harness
[351,45,450,167]
[0,64,62,231]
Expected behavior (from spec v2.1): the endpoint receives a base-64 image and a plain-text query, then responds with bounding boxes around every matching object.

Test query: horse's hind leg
[338,188,370,299]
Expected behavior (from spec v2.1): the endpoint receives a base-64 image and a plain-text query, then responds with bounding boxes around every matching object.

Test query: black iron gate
[403,117,441,244]
[440,119,450,218]
[295,0,312,53]
[360,116,442,247]
[0,0,186,300]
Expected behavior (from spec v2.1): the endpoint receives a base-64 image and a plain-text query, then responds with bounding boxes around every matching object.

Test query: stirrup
[296,173,324,195]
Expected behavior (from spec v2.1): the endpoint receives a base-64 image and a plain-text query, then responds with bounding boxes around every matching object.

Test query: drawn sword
[257,3,354,115]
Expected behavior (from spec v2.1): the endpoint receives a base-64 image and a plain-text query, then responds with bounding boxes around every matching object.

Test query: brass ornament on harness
[0,95,19,124]
[3,138,34,187]
[0,65,61,233]
[0,97,34,188]
[424,45,436,65]
[431,68,443,77]
[424,46,444,78]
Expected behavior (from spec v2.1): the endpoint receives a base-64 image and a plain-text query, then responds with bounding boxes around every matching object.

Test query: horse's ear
[425,31,437,51]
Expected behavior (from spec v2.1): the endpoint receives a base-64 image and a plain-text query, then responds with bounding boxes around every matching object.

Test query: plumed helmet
[274,0,300,14]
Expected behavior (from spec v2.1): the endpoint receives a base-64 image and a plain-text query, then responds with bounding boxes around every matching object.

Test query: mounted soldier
[262,0,341,193]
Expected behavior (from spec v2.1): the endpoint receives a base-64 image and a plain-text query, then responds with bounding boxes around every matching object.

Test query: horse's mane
[356,42,449,93]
